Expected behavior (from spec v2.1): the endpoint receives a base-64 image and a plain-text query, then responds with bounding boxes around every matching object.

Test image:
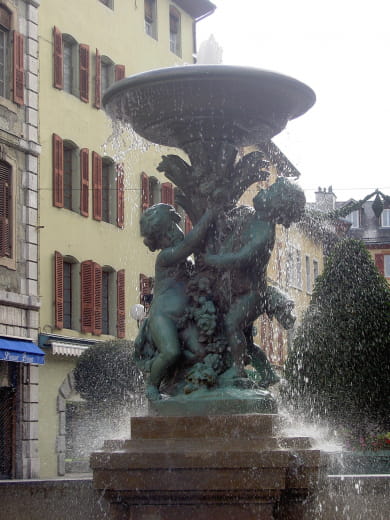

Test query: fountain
[90,65,325,519]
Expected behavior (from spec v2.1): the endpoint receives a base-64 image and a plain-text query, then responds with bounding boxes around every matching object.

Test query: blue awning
[0,337,45,365]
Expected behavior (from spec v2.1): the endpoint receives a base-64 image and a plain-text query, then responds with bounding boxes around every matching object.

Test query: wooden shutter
[161,182,174,205]
[92,152,102,221]
[117,269,125,338]
[53,133,64,208]
[13,31,24,105]
[184,214,192,235]
[54,251,64,329]
[94,49,101,109]
[115,64,125,81]
[80,148,89,217]
[53,26,63,89]
[93,262,102,335]
[0,162,11,257]
[116,163,125,228]
[81,260,94,332]
[375,253,385,275]
[79,44,90,102]
[141,172,149,212]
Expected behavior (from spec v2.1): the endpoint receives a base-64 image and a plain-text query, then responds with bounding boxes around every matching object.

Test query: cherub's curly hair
[254,177,306,223]
[140,203,181,251]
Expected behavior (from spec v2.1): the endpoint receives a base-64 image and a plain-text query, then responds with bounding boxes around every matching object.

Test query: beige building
[37,0,215,478]
[0,0,42,479]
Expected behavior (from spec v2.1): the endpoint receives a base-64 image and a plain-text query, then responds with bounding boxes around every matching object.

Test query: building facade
[341,197,390,282]
[0,0,42,479]
[37,0,215,478]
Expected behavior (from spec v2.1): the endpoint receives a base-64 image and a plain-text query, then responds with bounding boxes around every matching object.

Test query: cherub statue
[204,177,306,376]
[134,203,214,401]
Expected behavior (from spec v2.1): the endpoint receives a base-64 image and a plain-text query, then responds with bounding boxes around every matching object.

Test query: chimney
[315,186,337,211]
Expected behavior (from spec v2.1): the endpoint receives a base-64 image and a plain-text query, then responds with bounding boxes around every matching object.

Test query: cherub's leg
[225,292,260,375]
[147,316,181,400]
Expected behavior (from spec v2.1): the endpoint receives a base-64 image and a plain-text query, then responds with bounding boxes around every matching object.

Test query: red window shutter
[79,44,90,102]
[115,64,125,81]
[116,163,125,228]
[0,162,11,257]
[161,182,174,205]
[13,31,24,105]
[141,172,149,212]
[375,253,385,275]
[54,251,64,329]
[53,26,63,89]
[93,262,102,335]
[80,148,89,217]
[92,151,102,221]
[94,49,101,109]
[53,133,64,208]
[184,214,192,235]
[81,260,94,332]
[117,269,125,338]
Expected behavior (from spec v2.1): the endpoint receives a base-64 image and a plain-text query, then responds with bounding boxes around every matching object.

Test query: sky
[196,0,390,202]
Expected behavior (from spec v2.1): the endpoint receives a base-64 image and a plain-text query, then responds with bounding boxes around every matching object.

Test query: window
[53,28,89,103]
[380,208,390,228]
[375,253,390,278]
[102,157,116,225]
[305,255,311,293]
[140,273,154,315]
[313,259,319,281]
[0,6,24,105]
[287,246,302,289]
[385,255,390,277]
[169,6,181,56]
[0,159,12,258]
[94,52,125,109]
[145,0,157,39]
[54,252,80,331]
[92,153,123,227]
[54,252,125,336]
[0,6,10,98]
[346,210,360,228]
[53,134,89,217]
[102,267,116,335]
[141,172,174,212]
[63,141,77,211]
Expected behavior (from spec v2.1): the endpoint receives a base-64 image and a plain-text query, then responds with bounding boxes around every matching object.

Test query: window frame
[380,208,390,228]
[144,0,157,39]
[384,254,390,277]
[346,209,360,229]
[0,157,16,269]
[169,6,181,57]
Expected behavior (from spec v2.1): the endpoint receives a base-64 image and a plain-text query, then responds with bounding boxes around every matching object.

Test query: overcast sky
[196,0,390,202]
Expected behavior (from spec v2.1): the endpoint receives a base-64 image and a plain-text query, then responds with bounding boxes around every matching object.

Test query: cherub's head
[253,177,306,227]
[140,203,183,251]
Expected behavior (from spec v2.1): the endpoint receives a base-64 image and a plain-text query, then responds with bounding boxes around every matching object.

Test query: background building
[0,0,42,479]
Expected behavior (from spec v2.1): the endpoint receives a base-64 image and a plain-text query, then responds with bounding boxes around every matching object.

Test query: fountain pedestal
[91,413,325,519]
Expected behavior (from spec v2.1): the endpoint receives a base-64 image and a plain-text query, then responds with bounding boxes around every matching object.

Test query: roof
[174,0,216,21]
[260,141,301,178]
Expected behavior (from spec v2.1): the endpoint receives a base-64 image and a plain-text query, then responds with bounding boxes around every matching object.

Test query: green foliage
[285,239,390,432]
[74,339,143,404]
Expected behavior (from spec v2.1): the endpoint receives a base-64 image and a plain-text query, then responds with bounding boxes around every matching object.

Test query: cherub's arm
[159,209,214,267]
[204,221,271,270]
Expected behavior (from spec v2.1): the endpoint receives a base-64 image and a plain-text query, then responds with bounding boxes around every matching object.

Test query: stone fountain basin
[103,65,316,148]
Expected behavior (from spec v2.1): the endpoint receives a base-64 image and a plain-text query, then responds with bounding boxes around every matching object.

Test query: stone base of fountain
[91,413,326,519]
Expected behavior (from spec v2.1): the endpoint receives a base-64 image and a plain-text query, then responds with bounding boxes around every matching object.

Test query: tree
[285,239,390,433]
[74,339,143,405]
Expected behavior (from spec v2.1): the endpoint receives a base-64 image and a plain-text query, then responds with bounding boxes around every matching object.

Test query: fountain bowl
[103,65,316,148]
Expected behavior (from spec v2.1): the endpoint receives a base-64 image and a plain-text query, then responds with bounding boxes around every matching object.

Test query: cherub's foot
[145,384,161,401]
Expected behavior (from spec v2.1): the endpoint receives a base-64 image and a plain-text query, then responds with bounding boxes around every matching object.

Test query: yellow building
[37,0,215,478]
